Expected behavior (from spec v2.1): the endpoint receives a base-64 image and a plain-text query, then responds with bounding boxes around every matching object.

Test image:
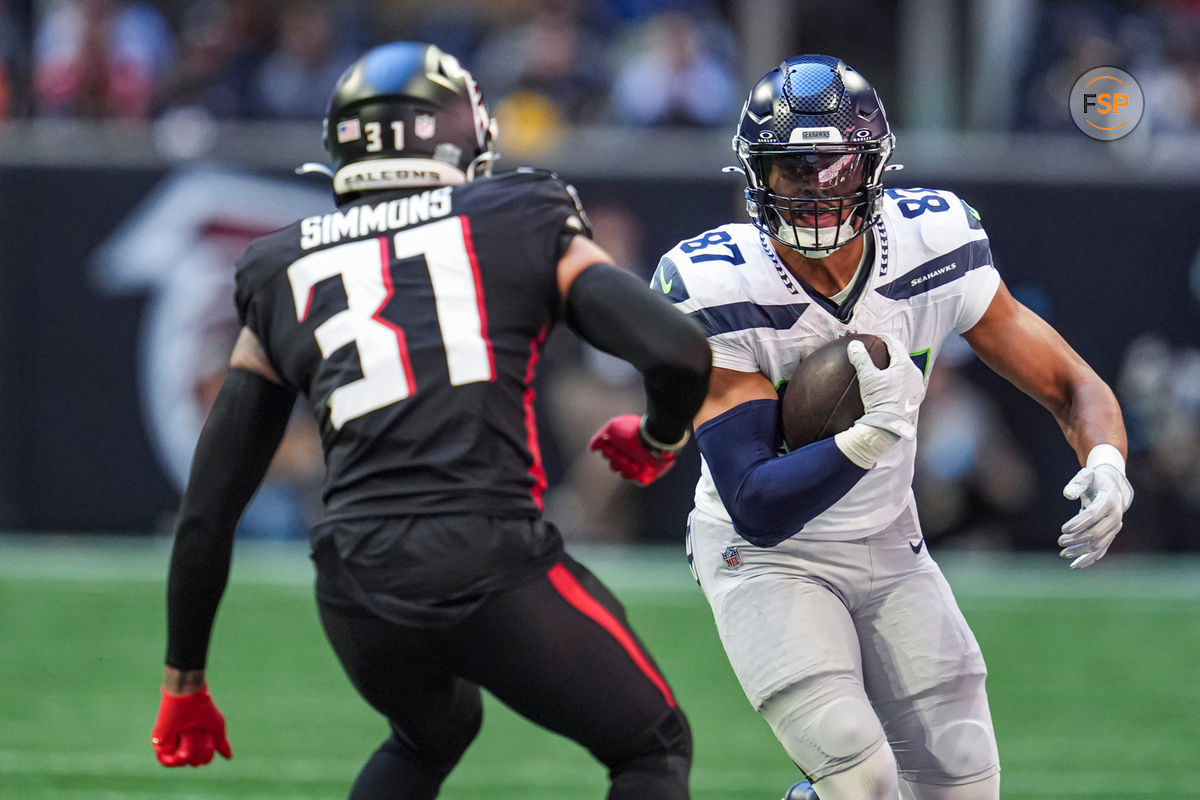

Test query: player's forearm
[565,262,712,443]
[165,514,237,670]
[641,362,710,446]
[696,400,867,547]
[164,368,296,669]
[1053,376,1127,466]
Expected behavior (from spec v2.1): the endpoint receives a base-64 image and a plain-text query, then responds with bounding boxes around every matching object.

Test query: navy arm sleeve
[165,367,296,669]
[565,262,712,445]
[695,399,867,547]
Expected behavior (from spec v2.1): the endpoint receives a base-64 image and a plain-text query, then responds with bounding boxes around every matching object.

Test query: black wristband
[638,416,690,455]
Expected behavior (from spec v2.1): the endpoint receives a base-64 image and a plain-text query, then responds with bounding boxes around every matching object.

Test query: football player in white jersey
[625,55,1132,800]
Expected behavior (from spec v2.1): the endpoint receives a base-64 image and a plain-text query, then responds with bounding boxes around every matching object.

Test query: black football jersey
[235,169,590,522]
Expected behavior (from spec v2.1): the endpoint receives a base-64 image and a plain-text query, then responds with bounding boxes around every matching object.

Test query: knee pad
[887,676,998,785]
[351,719,483,800]
[764,688,886,782]
[603,707,692,774]
[927,719,998,782]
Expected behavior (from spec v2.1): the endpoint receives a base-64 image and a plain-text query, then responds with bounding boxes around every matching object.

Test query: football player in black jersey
[150,42,711,800]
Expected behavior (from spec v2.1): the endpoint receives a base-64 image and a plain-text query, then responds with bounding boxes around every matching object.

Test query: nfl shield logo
[414,113,437,140]
[336,119,360,143]
[721,546,742,569]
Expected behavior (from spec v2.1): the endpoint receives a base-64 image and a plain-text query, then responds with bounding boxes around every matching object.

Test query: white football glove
[847,333,925,441]
[835,334,926,469]
[1058,446,1134,569]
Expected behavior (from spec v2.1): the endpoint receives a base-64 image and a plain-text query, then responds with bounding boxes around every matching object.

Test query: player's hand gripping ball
[151,685,233,767]
[589,414,677,486]
[781,333,889,449]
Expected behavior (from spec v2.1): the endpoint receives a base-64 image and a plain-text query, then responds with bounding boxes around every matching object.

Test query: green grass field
[1,535,1198,800]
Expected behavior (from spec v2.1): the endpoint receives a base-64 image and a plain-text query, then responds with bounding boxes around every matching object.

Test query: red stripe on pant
[546,562,677,707]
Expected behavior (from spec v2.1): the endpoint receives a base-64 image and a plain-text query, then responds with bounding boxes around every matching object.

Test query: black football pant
[317,555,692,799]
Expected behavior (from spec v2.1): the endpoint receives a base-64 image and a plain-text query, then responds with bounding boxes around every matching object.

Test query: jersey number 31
[287,217,494,429]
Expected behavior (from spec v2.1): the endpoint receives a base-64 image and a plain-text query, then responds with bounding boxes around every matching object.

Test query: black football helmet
[733,55,894,256]
[319,41,498,199]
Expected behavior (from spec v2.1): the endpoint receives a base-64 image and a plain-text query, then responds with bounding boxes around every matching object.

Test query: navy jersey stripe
[875,238,991,301]
[688,301,809,336]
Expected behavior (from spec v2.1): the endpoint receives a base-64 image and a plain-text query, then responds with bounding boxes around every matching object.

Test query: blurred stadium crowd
[3,0,1200,132]
[0,0,741,131]
[1019,0,1200,132]
[2,0,1200,556]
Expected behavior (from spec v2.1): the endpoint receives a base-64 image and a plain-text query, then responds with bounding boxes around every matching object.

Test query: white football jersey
[655,188,1001,541]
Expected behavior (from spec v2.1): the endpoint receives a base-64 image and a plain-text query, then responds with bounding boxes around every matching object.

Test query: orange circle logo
[1070,67,1144,140]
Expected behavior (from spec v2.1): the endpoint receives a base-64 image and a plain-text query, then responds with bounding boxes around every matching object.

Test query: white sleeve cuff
[835,422,901,469]
[1085,444,1126,474]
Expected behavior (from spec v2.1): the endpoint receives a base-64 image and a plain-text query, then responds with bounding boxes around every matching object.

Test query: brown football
[781,333,889,450]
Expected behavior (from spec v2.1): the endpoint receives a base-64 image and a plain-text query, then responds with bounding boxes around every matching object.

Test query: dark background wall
[1,162,1197,549]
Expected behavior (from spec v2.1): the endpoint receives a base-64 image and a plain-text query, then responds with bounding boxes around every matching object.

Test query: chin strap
[774,214,862,255]
[796,245,835,259]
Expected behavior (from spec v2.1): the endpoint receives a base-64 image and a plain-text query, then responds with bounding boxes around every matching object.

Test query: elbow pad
[696,400,867,547]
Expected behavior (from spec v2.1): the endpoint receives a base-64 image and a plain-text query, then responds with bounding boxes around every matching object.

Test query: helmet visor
[763,152,867,199]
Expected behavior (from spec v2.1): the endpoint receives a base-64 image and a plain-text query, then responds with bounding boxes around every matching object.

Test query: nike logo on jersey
[909,538,925,554]
[904,398,921,413]
[652,256,690,302]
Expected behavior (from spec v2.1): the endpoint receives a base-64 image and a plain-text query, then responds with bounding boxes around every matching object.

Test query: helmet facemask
[737,136,893,257]
[465,116,500,180]
[732,54,896,257]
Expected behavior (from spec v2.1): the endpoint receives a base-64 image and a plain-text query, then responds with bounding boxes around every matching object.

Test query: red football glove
[151,685,233,767]
[589,414,680,486]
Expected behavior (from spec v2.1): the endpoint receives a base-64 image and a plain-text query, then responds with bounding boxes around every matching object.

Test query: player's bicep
[556,234,616,297]
[229,327,285,385]
[962,280,1093,415]
[695,366,777,428]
